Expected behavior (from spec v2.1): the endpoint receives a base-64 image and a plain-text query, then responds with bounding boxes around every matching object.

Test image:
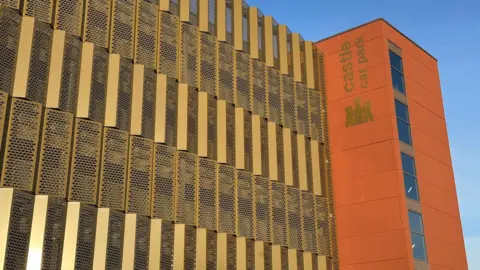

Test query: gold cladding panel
[282,75,296,130]
[1,98,42,191]
[295,82,309,137]
[0,91,8,150]
[110,0,135,59]
[234,50,252,110]
[236,170,254,238]
[98,128,129,210]
[54,0,84,36]
[175,151,197,225]
[308,89,322,142]
[185,225,197,269]
[255,176,271,243]
[180,22,199,87]
[152,144,176,220]
[287,187,303,250]
[244,110,253,172]
[206,229,217,269]
[68,119,102,204]
[302,192,317,253]
[158,11,179,79]
[198,158,217,230]
[252,60,267,117]
[142,69,156,140]
[207,95,217,160]
[0,0,19,9]
[106,209,125,269]
[0,7,21,94]
[134,215,150,269]
[315,196,331,256]
[116,58,133,132]
[260,117,269,178]
[36,109,74,198]
[199,32,217,97]
[40,197,68,269]
[276,124,285,183]
[135,0,158,69]
[83,0,111,48]
[188,87,199,154]
[161,221,175,269]
[22,0,53,23]
[72,204,97,269]
[87,46,108,123]
[58,35,81,114]
[226,102,236,166]
[217,164,236,234]
[165,77,178,147]
[217,42,235,103]
[271,181,287,246]
[126,136,153,216]
[266,68,282,124]
[291,130,300,188]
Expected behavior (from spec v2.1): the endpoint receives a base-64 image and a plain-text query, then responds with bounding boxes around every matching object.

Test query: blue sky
[245,0,479,267]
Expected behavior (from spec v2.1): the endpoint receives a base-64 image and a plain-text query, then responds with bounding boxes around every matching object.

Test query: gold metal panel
[0,188,14,269]
[117,57,134,131]
[54,0,84,36]
[149,219,162,270]
[98,128,129,210]
[11,16,34,99]
[300,37,307,85]
[288,249,298,270]
[175,151,197,225]
[196,228,217,269]
[152,144,176,220]
[249,7,258,59]
[236,170,254,238]
[173,224,197,269]
[266,67,281,124]
[282,74,296,130]
[292,33,302,82]
[252,115,262,176]
[155,75,177,146]
[157,11,179,79]
[82,0,111,47]
[126,136,153,215]
[198,0,208,32]
[312,254,319,270]
[216,0,226,41]
[236,237,246,270]
[217,99,227,163]
[297,134,308,191]
[22,0,53,23]
[179,22,199,87]
[254,241,264,270]
[235,107,244,170]
[45,30,66,110]
[0,0,19,9]
[225,0,233,45]
[234,50,252,110]
[271,181,287,246]
[141,68,156,139]
[302,192,317,253]
[68,119,102,204]
[57,34,82,113]
[93,208,125,269]
[308,89,322,141]
[197,158,217,230]
[216,41,235,103]
[311,140,322,196]
[1,98,42,191]
[0,92,9,162]
[130,64,145,136]
[287,187,303,250]
[264,16,273,68]
[278,25,288,75]
[36,109,74,198]
[296,82,309,136]
[0,7,21,95]
[305,41,315,89]
[198,91,209,157]
[105,53,121,128]
[217,164,236,234]
[134,0,158,69]
[315,196,331,256]
[122,213,137,270]
[260,117,269,178]
[26,195,49,270]
[255,176,271,242]
[252,59,267,117]
[267,122,278,181]
[109,0,135,59]
[135,215,151,269]
[233,0,243,51]
[303,252,313,270]
[207,94,217,160]
[297,250,304,270]
[177,84,198,153]
[306,137,313,192]
[271,245,282,270]
[283,128,294,187]
[160,220,175,269]
[179,0,189,22]
[199,32,218,96]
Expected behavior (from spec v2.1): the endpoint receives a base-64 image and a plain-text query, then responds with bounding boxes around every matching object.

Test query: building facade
[0,0,467,269]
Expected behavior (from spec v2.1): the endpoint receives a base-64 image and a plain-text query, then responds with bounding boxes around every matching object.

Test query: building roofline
[314,18,437,61]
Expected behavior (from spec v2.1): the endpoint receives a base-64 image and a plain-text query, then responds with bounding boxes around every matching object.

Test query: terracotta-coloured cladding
[342,259,410,270]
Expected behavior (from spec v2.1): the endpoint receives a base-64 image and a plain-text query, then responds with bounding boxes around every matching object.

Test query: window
[408,211,428,261]
[389,50,406,94]
[208,0,215,24]
[401,153,419,201]
[395,100,412,145]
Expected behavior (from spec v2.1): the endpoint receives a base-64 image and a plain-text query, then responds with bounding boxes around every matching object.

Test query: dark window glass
[395,100,409,123]
[397,120,412,145]
[391,67,406,94]
[389,50,403,72]
[401,153,416,176]
[208,0,215,24]
[408,211,424,234]
[411,233,428,261]
[404,173,419,201]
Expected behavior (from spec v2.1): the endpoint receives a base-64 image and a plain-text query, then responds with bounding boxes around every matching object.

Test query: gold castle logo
[345,97,374,127]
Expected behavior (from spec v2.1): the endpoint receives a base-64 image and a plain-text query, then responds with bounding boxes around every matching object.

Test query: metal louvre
[106,210,125,270]
[225,102,236,166]
[281,246,288,270]
[234,50,251,110]
[305,137,313,192]
[175,151,197,225]
[297,250,304,270]
[134,215,150,269]
[36,109,74,198]
[252,59,266,117]
[291,130,300,188]
[260,117,269,177]
[312,254,318,270]
[23,0,53,23]
[199,32,217,97]
[42,197,67,270]
[0,7,20,94]
[152,144,176,220]
[243,110,253,172]
[158,11,179,79]
[1,98,42,191]
[110,0,135,59]
[217,164,236,234]
[26,21,52,104]
[281,74,296,130]
[161,221,175,270]
[187,87,199,154]
[207,94,217,160]
[276,124,285,183]
[217,42,234,103]
[197,158,217,230]
[0,91,7,148]
[271,181,287,246]
[246,238,255,270]
[236,170,253,238]
[266,68,281,124]
[54,0,84,36]
[142,68,156,139]
[315,196,330,256]
[83,0,110,48]
[135,0,158,69]
[126,136,153,216]
[302,192,317,252]
[165,77,178,147]
[264,242,272,270]
[180,22,199,87]
[185,225,197,269]
[227,234,237,269]
[287,186,302,250]
[116,58,133,132]
[98,128,129,210]
[68,119,102,204]
[89,47,108,123]
[308,89,322,141]
[206,229,217,269]
[295,82,309,137]
[254,176,271,243]
[59,34,81,114]
[74,204,97,269]
[3,190,34,270]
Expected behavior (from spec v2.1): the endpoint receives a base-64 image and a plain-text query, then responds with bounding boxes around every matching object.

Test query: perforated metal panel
[206,229,217,269]
[106,210,124,270]
[23,0,53,23]
[134,215,150,269]
[217,42,234,103]
[260,117,269,177]
[287,187,302,250]
[152,144,176,220]
[161,221,175,270]
[158,11,179,79]
[276,124,285,183]
[74,204,97,269]
[89,47,108,123]
[175,151,197,225]
[227,234,237,269]
[187,87,199,154]
[243,110,253,172]
[282,75,296,130]
[3,190,34,270]
[252,60,266,117]
[1,98,42,191]
[207,95,217,160]
[246,238,255,270]
[116,58,133,132]
[281,246,288,270]
[141,68,156,139]
[198,158,217,230]
[271,181,287,246]
[297,250,304,270]
[312,254,318,270]
[315,196,330,256]
[36,109,74,198]
[59,34,81,114]
[295,82,309,137]
[291,130,300,188]
[135,0,157,69]
[226,102,236,166]
[110,0,135,59]
[168,0,179,16]
[218,164,236,234]
[0,7,20,94]
[235,51,251,110]
[185,225,197,269]
[0,91,7,148]
[98,128,129,210]
[126,136,153,215]
[0,0,19,9]
[264,242,272,270]
[199,32,217,96]
[308,89,322,141]
[68,119,102,204]
[41,197,67,270]
[55,0,83,35]
[254,176,270,242]
[236,170,253,238]
[164,77,178,147]
[26,21,52,104]
[83,0,110,47]
[305,137,313,192]
[266,68,281,124]
[180,23,198,87]
[302,192,317,253]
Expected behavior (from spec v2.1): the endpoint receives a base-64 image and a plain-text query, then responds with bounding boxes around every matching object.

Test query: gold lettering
[345,97,374,127]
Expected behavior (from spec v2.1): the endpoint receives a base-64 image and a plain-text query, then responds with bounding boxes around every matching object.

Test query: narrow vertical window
[395,100,412,145]
[401,153,419,201]
[389,50,406,94]
[408,211,428,261]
